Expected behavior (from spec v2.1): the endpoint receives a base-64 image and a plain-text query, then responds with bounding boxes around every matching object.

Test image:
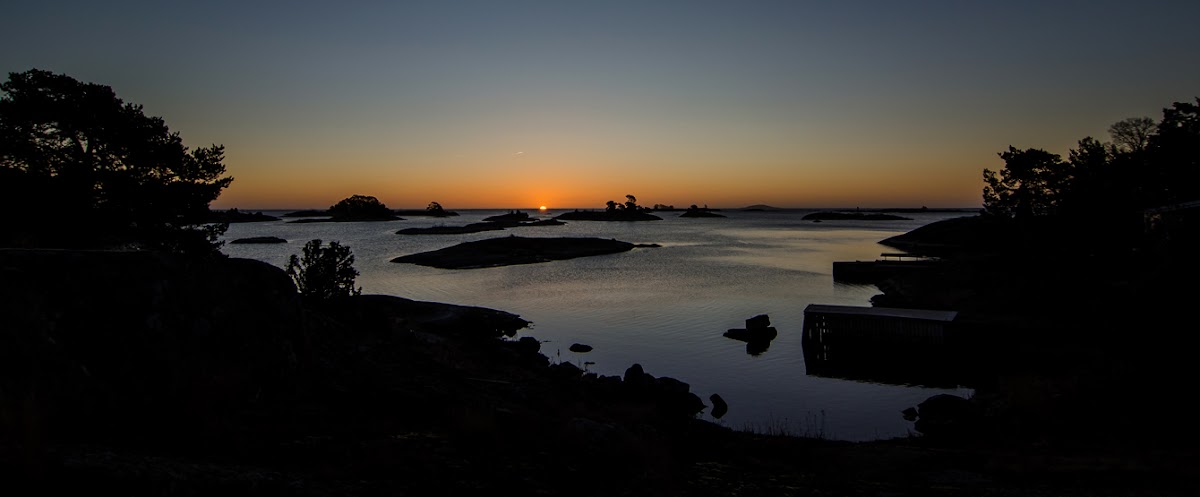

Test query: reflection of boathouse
[802,304,972,388]
[802,304,958,347]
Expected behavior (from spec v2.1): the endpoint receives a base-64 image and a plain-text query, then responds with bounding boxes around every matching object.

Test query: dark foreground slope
[1,250,1195,496]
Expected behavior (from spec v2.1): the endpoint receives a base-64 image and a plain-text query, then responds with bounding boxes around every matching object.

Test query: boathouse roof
[803,304,958,322]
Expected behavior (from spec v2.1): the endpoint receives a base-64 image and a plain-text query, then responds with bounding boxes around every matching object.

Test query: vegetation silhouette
[0,69,232,254]
[869,98,1200,448]
[286,239,361,302]
[978,99,1200,253]
[328,194,400,221]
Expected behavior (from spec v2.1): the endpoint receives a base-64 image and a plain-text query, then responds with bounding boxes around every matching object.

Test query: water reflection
[801,304,979,388]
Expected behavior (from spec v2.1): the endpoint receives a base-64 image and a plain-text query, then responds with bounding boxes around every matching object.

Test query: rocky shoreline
[3,248,1196,495]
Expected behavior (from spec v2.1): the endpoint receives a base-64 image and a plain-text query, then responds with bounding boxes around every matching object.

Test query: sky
[3,1,1199,210]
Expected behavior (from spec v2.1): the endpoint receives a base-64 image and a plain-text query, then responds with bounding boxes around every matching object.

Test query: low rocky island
[398,219,565,235]
[229,236,288,244]
[394,201,459,217]
[802,211,912,221]
[282,209,331,217]
[392,236,654,268]
[482,211,533,222]
[204,208,280,223]
[553,195,663,221]
[397,223,507,235]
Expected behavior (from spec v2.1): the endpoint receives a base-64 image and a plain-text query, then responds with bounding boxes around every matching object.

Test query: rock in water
[746,314,771,329]
[710,394,729,419]
[569,343,593,353]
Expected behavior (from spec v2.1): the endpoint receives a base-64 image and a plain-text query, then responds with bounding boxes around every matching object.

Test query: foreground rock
[391,236,651,269]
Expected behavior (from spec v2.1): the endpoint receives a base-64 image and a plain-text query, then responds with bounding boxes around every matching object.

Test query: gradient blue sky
[3,1,1199,209]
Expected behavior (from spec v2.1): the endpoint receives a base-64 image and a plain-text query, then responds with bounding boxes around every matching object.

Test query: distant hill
[742,204,782,211]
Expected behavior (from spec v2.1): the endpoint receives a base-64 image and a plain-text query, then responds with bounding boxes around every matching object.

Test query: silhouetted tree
[1146,99,1200,205]
[624,194,638,211]
[605,200,618,212]
[0,69,232,253]
[327,194,394,220]
[982,147,1071,219]
[286,239,361,302]
[1108,117,1156,155]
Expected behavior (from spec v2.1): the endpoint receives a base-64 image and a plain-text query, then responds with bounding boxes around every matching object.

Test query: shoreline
[3,248,1196,494]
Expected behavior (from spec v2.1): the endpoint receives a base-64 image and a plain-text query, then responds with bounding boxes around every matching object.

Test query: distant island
[397,219,564,235]
[394,201,459,217]
[205,208,280,223]
[802,211,912,221]
[282,209,331,218]
[679,205,725,218]
[391,236,655,269]
[742,204,782,211]
[483,211,533,222]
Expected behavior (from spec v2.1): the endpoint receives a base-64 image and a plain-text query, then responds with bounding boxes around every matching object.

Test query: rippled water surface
[222,209,975,441]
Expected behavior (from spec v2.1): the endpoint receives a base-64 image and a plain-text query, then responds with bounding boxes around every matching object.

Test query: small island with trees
[554,195,663,221]
[286,194,402,223]
[393,201,459,217]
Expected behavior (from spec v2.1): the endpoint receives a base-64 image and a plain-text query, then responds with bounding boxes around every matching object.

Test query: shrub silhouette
[286,239,361,302]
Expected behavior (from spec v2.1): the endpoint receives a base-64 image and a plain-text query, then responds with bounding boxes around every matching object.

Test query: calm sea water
[221,208,975,441]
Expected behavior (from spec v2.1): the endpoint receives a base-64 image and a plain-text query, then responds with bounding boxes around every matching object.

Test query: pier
[831,253,939,283]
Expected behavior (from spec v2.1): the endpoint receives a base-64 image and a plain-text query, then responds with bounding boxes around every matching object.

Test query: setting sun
[539,205,547,211]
